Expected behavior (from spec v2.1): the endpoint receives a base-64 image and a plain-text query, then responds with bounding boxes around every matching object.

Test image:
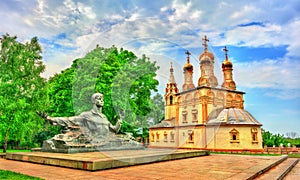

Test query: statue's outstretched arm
[48,117,79,127]
[37,112,79,127]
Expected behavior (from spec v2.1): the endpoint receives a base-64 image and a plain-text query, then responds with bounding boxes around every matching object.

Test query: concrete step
[0,153,5,158]
[284,159,300,180]
[255,158,299,180]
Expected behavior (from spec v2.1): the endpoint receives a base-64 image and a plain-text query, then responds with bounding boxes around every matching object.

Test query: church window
[182,111,187,123]
[170,131,175,142]
[232,134,237,140]
[164,131,168,142]
[183,114,187,123]
[156,132,160,142]
[229,128,239,143]
[151,133,155,142]
[251,128,258,143]
[192,109,198,122]
[252,134,256,141]
[170,96,173,105]
[187,130,194,143]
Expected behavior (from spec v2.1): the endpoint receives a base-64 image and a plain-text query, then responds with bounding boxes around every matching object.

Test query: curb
[246,155,288,180]
[0,153,5,159]
[278,158,299,180]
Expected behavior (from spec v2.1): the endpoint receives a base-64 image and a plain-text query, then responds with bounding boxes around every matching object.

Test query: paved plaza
[1,153,299,180]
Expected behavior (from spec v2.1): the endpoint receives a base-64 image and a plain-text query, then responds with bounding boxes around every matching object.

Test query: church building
[149,36,263,152]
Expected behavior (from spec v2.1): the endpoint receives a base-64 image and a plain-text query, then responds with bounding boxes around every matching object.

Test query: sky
[1,0,299,135]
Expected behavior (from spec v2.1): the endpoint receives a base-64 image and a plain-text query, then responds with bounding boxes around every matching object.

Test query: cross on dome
[223,46,229,60]
[202,35,209,51]
[170,62,174,72]
[185,50,191,63]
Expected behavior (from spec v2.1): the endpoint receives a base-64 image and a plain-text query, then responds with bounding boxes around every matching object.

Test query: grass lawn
[210,152,281,156]
[288,154,300,158]
[0,170,42,180]
[0,149,31,153]
[211,152,300,158]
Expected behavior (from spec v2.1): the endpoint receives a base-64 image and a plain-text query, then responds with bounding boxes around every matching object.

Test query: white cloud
[2,0,300,90]
[234,58,300,99]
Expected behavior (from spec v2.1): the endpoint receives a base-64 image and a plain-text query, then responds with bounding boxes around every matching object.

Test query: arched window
[232,134,237,140]
[170,132,175,142]
[187,130,194,143]
[251,128,258,143]
[229,128,239,143]
[170,96,173,105]
[151,133,155,142]
[252,134,256,141]
[164,131,168,142]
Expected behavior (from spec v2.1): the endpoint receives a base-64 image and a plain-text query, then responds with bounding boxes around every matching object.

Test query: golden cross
[223,46,229,60]
[185,50,191,63]
[202,35,209,51]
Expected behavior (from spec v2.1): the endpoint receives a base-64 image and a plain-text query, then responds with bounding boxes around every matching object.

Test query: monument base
[42,145,145,153]
[42,138,144,153]
[6,149,209,171]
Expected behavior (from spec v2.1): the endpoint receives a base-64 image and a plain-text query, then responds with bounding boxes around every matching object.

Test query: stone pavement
[0,154,294,180]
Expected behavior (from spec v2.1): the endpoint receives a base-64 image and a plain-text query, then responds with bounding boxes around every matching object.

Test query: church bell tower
[165,62,178,119]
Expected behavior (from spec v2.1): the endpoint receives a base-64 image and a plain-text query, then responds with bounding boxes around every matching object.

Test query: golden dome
[184,62,193,70]
[222,59,233,68]
[222,60,232,65]
[199,51,214,61]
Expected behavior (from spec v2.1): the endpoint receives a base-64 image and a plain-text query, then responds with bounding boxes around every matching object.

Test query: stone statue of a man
[41,93,138,152]
[46,93,123,138]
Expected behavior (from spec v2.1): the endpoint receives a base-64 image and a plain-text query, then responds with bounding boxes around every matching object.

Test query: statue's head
[91,93,104,107]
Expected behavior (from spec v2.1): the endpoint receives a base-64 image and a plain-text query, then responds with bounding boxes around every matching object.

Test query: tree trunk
[3,129,9,153]
[17,140,20,150]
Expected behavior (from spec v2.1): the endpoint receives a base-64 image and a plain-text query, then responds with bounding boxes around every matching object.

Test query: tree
[285,132,298,139]
[148,93,165,125]
[47,46,160,132]
[0,34,47,152]
[47,63,77,117]
[262,129,287,147]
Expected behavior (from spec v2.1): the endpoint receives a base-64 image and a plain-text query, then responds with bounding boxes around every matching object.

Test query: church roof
[207,108,261,125]
[151,117,175,128]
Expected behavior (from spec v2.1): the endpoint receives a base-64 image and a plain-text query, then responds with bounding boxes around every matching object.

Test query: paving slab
[5,148,209,171]
[0,154,287,180]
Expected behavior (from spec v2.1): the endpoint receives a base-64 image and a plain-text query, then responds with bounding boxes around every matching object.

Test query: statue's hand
[36,111,54,124]
[36,111,48,120]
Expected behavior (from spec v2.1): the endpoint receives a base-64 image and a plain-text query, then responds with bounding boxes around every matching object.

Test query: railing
[264,146,300,154]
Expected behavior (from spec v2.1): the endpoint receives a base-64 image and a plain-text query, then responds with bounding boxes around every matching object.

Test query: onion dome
[199,51,215,62]
[222,46,232,68]
[184,62,193,70]
[199,35,214,62]
[183,50,193,71]
[207,108,261,125]
[222,59,232,67]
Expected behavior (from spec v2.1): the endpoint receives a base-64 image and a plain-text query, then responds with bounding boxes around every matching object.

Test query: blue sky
[1,0,299,135]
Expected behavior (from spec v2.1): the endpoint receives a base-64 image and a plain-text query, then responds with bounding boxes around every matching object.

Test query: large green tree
[47,46,160,133]
[262,129,287,147]
[0,34,47,152]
